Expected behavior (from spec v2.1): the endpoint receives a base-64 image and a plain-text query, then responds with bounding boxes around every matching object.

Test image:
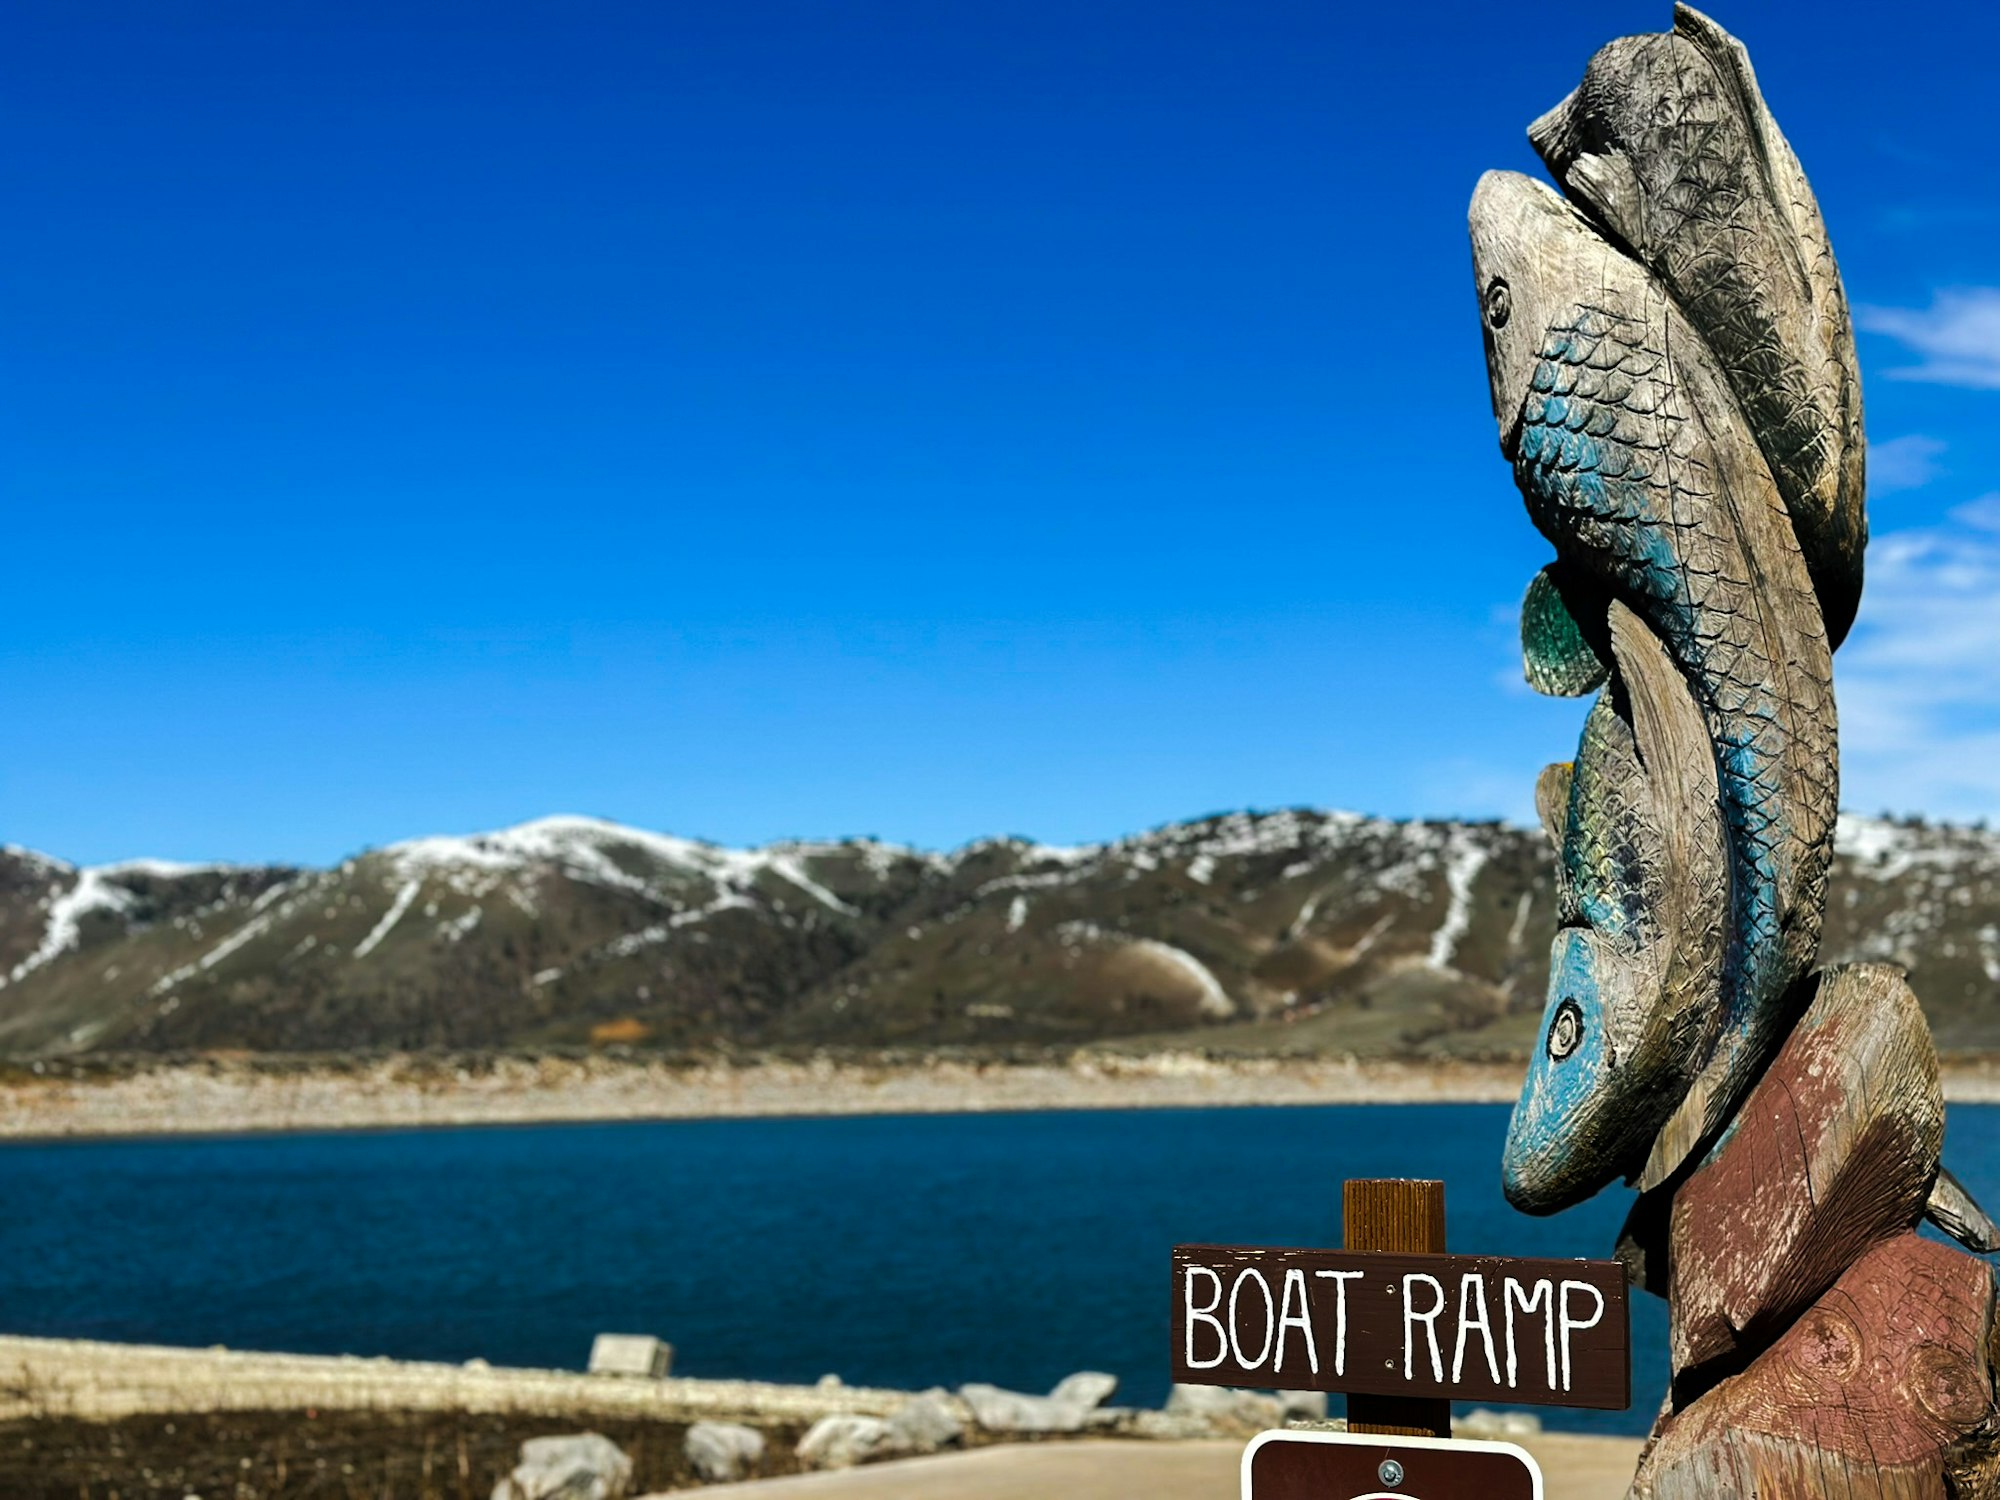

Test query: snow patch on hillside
[3,859,235,989]
[152,887,298,995]
[383,815,862,915]
[353,879,422,959]
[1427,833,1489,970]
[1835,813,1992,881]
[1129,939,1234,1018]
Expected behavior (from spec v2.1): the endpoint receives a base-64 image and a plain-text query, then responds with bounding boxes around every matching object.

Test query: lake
[2,1103,1995,1435]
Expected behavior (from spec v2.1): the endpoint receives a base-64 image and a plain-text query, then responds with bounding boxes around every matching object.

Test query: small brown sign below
[1243,1431,1543,1500]
[1173,1243,1629,1410]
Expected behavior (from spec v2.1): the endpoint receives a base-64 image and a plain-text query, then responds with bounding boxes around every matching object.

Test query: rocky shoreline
[0,1333,1549,1496]
[3,1051,1998,1140]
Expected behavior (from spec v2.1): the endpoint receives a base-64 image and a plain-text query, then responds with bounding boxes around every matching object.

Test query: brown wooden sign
[1242,1431,1543,1499]
[1173,1243,1629,1410]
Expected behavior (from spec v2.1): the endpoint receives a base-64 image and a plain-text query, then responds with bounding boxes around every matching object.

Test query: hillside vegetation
[2,810,1995,1058]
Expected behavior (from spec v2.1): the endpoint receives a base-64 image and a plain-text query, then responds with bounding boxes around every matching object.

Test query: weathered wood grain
[1666,963,1942,1386]
[1469,12,1996,1495]
[1503,606,1726,1212]
[1469,168,1839,1203]
[1633,1233,1997,1500]
[1527,3,1867,649]
[1927,1165,2000,1255]
[1169,1243,1629,1409]
[1344,1178,1452,1437]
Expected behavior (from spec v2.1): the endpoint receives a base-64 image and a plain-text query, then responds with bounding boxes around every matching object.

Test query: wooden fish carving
[1526,4,1867,649]
[1503,603,1726,1212]
[1470,169,1837,1194]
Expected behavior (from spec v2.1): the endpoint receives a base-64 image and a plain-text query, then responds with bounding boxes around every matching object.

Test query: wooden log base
[1668,963,1944,1387]
[1630,1233,1999,1500]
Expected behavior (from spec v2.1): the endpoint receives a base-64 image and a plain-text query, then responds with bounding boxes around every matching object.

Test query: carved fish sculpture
[1503,603,1726,1212]
[1470,169,1837,1197]
[1527,4,1867,649]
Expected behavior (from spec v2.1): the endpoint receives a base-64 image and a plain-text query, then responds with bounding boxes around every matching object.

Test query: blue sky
[7,1,1999,866]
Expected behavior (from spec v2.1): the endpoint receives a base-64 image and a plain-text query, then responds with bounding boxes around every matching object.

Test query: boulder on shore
[1164,1384,1287,1435]
[958,1370,1121,1434]
[886,1389,965,1454]
[796,1415,895,1470]
[1278,1390,1329,1422]
[1048,1371,1119,1411]
[491,1433,632,1500]
[683,1422,765,1484]
[586,1335,672,1379]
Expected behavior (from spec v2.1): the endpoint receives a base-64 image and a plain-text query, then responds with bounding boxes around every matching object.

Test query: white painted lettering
[1183,1266,1227,1370]
[1273,1268,1319,1375]
[1558,1279,1605,1392]
[1402,1273,1446,1383]
[1314,1269,1365,1377]
[1452,1272,1501,1385]
[1504,1277,1556,1391]
[1227,1268,1276,1370]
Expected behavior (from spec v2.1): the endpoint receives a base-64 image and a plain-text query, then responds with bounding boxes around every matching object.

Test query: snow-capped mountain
[0,809,1995,1056]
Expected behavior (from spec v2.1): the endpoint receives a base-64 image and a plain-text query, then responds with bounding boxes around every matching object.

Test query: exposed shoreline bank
[5,1051,1999,1140]
[0,1334,1646,1497]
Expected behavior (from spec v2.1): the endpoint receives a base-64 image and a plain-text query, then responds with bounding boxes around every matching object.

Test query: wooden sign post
[1172,1178,1630,1450]
[1344,1178,1450,1437]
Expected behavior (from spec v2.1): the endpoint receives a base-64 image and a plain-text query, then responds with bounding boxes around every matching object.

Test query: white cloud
[1840,515,2000,820]
[1856,288,2000,389]
[1867,434,1946,494]
[1951,493,2000,531]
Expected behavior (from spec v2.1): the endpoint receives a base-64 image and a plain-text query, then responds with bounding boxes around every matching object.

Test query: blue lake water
[1,1103,1995,1435]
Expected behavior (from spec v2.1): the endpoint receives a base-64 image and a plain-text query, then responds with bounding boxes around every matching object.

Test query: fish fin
[1607,603,1723,903]
[1525,88,1579,171]
[1534,762,1573,852]
[1607,604,1711,803]
[1676,1,1869,655]
[1606,601,1725,1062]
[1927,1164,2000,1254]
[1521,564,1610,697]
[1671,6,1801,278]
[1563,153,1647,254]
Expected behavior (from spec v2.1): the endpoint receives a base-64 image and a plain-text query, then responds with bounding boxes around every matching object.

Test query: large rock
[1048,1371,1119,1412]
[1277,1390,1328,1422]
[587,1334,672,1379]
[796,1415,894,1470]
[886,1390,964,1454]
[1164,1384,1287,1436]
[958,1383,1085,1434]
[958,1371,1121,1434]
[683,1422,765,1484]
[491,1433,632,1500]
[1457,1408,1540,1439]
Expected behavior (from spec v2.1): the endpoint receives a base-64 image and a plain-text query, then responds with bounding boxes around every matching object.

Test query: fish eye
[1484,277,1511,330]
[1548,998,1583,1061]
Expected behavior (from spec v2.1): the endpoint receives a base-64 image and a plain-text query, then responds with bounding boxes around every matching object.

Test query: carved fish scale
[1500,240,1836,1186]
[1477,15,2000,1491]
[1503,599,1726,1211]
[1530,4,1866,648]
[1562,695,1665,952]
